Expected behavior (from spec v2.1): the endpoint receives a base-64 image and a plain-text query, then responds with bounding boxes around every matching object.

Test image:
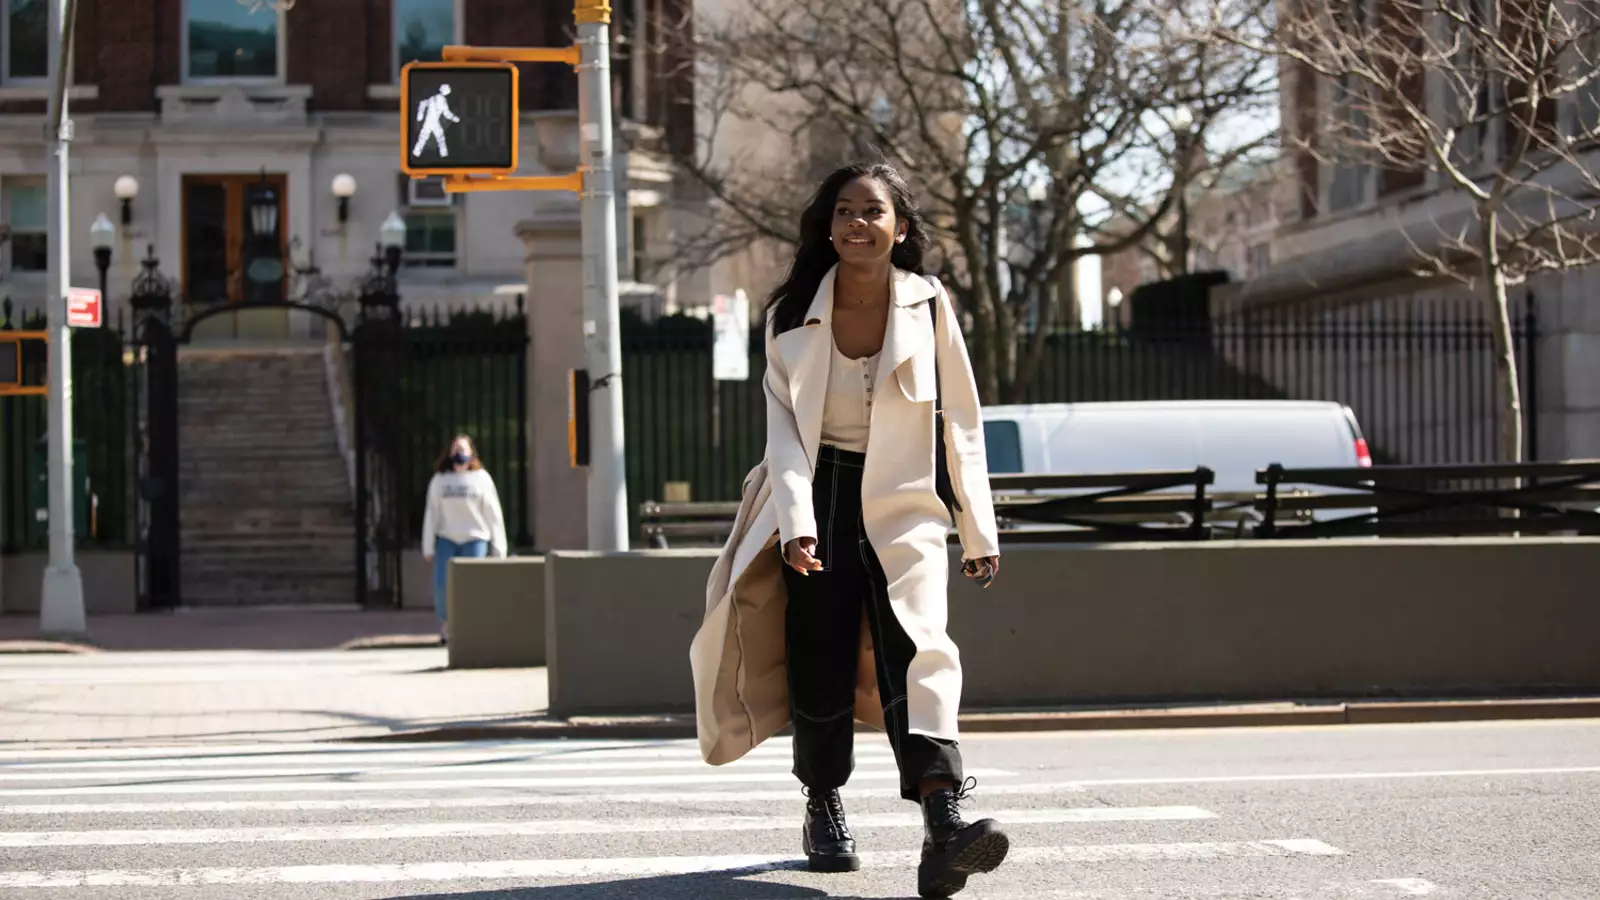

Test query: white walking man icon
[413,84,461,158]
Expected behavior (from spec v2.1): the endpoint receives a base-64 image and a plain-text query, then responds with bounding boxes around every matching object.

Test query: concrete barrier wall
[946,538,1600,707]
[545,551,716,715]
[0,551,137,615]
[446,556,545,669]
[543,539,1600,716]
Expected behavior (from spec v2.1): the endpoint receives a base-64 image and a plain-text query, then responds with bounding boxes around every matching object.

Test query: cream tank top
[819,338,878,453]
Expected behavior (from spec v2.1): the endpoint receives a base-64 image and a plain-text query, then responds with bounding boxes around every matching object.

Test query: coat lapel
[876,268,939,399]
[773,266,837,471]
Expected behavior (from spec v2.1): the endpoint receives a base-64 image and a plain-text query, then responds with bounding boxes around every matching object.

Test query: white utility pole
[575,0,628,551]
[39,0,84,637]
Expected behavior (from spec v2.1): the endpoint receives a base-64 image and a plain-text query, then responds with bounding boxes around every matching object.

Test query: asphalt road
[1,719,1596,899]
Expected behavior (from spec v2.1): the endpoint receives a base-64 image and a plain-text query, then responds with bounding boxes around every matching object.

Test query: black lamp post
[90,214,115,303]
[380,212,406,278]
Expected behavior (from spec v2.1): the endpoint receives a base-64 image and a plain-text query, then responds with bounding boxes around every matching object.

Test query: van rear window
[983,420,1023,473]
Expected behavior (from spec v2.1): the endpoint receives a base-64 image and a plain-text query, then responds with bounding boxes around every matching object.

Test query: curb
[0,636,442,654]
[0,640,100,655]
[345,697,1600,744]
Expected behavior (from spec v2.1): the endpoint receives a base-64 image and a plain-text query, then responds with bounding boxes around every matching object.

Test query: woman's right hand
[784,537,823,575]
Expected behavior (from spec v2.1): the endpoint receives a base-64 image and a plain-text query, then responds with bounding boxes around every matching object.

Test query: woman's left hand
[962,556,999,588]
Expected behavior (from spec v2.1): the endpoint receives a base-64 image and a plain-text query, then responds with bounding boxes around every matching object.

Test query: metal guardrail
[1256,460,1600,539]
[639,500,741,549]
[639,468,1222,547]
[640,460,1600,547]
[988,468,1215,543]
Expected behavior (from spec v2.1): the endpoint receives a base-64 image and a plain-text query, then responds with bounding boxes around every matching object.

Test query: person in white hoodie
[421,434,507,640]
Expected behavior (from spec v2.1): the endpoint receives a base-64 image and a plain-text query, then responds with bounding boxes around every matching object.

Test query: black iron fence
[619,294,1541,536]
[622,314,766,536]
[391,300,532,550]
[0,287,1544,553]
[0,299,133,553]
[0,296,530,559]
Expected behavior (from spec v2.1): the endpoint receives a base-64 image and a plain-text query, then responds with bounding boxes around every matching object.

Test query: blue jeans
[432,537,489,622]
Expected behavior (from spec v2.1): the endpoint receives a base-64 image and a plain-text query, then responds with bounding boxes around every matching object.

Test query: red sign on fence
[66,287,102,329]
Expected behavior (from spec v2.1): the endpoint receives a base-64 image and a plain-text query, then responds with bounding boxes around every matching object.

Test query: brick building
[0,0,691,333]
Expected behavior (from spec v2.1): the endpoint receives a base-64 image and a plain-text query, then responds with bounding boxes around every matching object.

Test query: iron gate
[124,247,407,610]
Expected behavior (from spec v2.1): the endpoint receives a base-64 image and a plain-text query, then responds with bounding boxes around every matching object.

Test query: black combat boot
[916,777,1009,897]
[801,786,860,872]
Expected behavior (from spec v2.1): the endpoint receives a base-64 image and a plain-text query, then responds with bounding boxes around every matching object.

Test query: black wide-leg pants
[781,444,964,803]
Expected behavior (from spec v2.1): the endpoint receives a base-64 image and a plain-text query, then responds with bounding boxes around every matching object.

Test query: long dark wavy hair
[766,162,932,335]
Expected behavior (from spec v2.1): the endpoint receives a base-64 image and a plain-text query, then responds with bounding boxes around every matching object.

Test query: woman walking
[420,434,507,642]
[691,162,1005,897]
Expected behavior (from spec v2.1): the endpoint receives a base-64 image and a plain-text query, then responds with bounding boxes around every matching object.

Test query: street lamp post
[90,213,114,303]
[379,212,406,281]
[1169,106,1195,277]
[39,0,84,639]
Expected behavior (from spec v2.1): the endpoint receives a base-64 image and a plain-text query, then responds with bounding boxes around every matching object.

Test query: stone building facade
[0,0,690,330]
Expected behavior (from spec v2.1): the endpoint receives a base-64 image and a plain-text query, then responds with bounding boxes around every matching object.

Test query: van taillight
[1354,438,1372,468]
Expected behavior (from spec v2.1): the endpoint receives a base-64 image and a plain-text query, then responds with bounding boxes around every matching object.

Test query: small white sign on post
[711,288,750,381]
[65,288,102,329]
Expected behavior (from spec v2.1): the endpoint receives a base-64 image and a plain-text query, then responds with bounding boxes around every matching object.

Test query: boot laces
[929,776,978,826]
[803,787,851,840]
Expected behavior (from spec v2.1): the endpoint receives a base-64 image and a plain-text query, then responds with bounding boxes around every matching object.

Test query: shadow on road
[381,868,912,899]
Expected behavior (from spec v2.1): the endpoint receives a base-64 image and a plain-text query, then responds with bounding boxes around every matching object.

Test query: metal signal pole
[574,0,628,551]
[39,0,84,638]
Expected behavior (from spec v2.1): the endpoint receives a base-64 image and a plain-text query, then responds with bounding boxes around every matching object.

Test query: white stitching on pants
[794,706,854,723]
[820,459,839,573]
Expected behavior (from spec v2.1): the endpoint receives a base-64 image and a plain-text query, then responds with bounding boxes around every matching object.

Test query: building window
[185,0,280,81]
[6,180,47,272]
[403,207,457,268]
[395,0,457,74]
[3,0,46,81]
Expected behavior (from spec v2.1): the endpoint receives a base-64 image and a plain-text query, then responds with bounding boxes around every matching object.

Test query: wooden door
[181,174,290,342]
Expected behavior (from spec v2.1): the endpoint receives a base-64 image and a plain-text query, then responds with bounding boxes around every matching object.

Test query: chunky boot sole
[807,850,863,873]
[917,820,1010,897]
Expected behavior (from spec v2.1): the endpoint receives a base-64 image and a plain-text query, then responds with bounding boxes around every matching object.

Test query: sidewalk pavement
[4,610,1600,748]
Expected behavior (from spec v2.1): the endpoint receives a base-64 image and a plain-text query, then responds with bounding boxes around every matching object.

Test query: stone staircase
[177,346,357,606]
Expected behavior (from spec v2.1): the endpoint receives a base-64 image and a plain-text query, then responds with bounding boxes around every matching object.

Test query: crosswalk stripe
[1056,766,1600,788]
[0,840,1343,886]
[0,766,1014,798]
[0,780,1090,816]
[0,745,874,772]
[0,739,733,762]
[0,806,1215,847]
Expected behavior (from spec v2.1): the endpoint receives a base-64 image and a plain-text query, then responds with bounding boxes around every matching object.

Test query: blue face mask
[452,452,472,465]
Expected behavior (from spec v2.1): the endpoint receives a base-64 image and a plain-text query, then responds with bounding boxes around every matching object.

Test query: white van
[979,400,1374,531]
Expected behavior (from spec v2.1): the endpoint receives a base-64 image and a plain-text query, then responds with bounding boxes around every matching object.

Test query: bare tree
[660,0,1277,402]
[1223,0,1600,462]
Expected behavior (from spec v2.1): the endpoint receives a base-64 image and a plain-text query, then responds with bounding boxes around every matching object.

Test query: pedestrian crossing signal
[401,61,519,177]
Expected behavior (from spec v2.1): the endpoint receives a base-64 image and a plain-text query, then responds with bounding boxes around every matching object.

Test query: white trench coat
[690,265,1001,766]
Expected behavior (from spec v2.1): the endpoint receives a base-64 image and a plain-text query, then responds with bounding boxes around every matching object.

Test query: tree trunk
[963,280,1001,404]
[995,296,1019,402]
[1480,212,1523,465]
